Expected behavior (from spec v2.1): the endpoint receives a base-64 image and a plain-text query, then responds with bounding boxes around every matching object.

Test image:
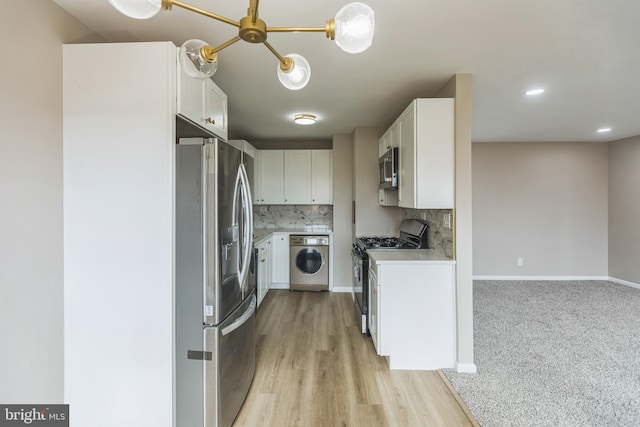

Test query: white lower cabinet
[368,257,455,370]
[270,232,290,288]
[256,238,271,307]
[368,266,380,353]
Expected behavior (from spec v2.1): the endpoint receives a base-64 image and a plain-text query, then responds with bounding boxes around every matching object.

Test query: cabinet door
[203,79,228,140]
[414,98,455,208]
[176,59,205,126]
[270,233,289,285]
[378,189,398,207]
[368,266,380,354]
[379,128,391,157]
[284,150,312,204]
[257,241,270,306]
[311,150,332,204]
[397,101,415,208]
[259,150,284,204]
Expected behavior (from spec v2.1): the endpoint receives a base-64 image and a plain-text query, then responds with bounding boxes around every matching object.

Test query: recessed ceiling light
[597,127,612,133]
[293,114,316,125]
[525,88,545,96]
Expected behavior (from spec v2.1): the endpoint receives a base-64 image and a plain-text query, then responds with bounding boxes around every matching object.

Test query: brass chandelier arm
[250,0,260,23]
[168,0,241,28]
[262,41,293,71]
[268,19,336,39]
[202,35,242,60]
[267,27,326,33]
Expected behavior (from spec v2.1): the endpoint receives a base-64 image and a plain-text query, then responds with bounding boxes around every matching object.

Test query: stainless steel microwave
[378,147,398,190]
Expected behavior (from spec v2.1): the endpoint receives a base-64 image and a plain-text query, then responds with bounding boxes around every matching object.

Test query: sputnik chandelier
[109,0,375,90]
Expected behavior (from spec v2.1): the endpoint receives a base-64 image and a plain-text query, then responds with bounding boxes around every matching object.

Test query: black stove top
[354,219,430,252]
[356,236,415,249]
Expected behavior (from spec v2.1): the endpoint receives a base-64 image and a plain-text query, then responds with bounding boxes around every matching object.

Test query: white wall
[332,135,353,289]
[608,136,640,284]
[0,1,102,403]
[472,141,609,277]
[352,127,404,237]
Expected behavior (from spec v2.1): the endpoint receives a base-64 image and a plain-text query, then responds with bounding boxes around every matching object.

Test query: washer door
[295,248,324,275]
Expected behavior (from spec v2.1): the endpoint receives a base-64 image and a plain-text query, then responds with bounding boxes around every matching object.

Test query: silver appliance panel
[204,294,256,427]
[290,235,330,291]
[378,146,398,190]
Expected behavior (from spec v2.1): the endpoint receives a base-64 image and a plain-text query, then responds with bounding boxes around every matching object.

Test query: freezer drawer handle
[187,350,212,361]
[221,295,256,336]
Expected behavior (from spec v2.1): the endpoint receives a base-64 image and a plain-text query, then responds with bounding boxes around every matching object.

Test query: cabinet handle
[260,259,266,263]
[205,117,216,124]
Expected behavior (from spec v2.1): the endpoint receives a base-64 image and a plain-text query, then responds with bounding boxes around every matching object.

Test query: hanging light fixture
[109,0,375,90]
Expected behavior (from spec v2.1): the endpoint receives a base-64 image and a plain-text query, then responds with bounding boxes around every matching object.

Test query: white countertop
[254,228,333,244]
[368,249,455,264]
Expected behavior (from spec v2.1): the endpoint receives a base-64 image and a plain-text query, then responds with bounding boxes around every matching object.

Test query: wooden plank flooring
[234,290,477,427]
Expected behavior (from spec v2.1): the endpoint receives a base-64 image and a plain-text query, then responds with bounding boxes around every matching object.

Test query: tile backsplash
[404,209,454,258]
[254,205,333,230]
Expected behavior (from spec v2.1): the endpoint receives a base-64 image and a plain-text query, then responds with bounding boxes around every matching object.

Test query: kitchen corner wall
[254,205,333,230]
[608,135,640,284]
[404,209,453,258]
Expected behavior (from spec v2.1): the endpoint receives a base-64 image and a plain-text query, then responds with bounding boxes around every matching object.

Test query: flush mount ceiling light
[109,0,375,90]
[525,88,545,96]
[293,114,317,125]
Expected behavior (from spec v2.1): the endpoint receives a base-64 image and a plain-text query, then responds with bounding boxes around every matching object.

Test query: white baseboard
[608,276,640,290]
[473,275,610,281]
[455,362,477,374]
[269,283,289,290]
[331,286,352,293]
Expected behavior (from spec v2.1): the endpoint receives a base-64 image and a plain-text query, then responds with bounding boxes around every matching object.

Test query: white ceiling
[53,0,640,143]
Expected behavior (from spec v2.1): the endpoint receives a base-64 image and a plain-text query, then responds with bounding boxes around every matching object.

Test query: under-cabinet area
[254,230,333,306]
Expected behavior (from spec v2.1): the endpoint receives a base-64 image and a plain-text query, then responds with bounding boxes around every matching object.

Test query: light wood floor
[234,290,478,427]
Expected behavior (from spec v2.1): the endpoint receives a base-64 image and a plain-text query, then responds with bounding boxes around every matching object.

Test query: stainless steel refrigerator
[176,138,256,427]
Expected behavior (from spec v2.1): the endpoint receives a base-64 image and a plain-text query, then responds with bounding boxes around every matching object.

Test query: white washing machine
[289,235,329,291]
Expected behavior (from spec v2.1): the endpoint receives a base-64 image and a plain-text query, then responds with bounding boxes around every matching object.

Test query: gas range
[355,236,417,250]
[354,219,430,253]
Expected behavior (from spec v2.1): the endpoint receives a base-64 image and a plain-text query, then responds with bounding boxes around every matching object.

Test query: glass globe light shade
[108,0,162,19]
[334,2,375,54]
[180,39,218,79]
[277,54,311,90]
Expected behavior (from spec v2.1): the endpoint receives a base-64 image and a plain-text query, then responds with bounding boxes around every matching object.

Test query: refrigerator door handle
[237,163,253,292]
[221,294,256,336]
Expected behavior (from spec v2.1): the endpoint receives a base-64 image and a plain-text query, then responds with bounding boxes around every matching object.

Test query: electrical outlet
[421,212,427,220]
[442,213,452,229]
[517,258,524,267]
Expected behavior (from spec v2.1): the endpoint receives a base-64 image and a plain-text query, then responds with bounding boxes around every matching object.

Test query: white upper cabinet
[378,120,399,157]
[257,150,285,204]
[203,80,228,140]
[176,55,228,140]
[284,150,312,204]
[397,98,454,209]
[311,150,333,204]
[254,149,332,205]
